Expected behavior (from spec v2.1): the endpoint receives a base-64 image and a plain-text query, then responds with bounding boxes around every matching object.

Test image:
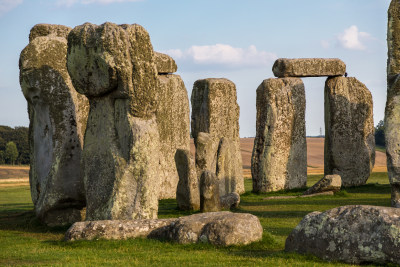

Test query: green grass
[375,145,386,153]
[0,173,392,266]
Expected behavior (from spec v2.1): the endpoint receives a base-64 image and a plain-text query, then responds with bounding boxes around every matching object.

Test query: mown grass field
[0,172,393,266]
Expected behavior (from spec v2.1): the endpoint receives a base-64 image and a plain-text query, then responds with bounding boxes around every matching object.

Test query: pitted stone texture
[155,52,177,74]
[303,175,341,195]
[272,58,346,78]
[191,78,244,194]
[251,78,307,193]
[19,24,89,226]
[67,22,160,220]
[386,0,400,207]
[324,77,375,187]
[200,170,220,212]
[175,149,200,211]
[65,212,263,246]
[195,132,218,176]
[157,74,190,199]
[285,205,400,265]
[220,192,240,210]
[29,24,71,42]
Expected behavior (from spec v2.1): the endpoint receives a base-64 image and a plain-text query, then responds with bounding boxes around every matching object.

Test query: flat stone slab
[272,58,346,77]
[286,205,400,265]
[65,211,263,246]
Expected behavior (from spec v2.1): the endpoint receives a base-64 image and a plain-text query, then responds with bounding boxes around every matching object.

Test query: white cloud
[320,40,330,49]
[0,0,23,16]
[56,0,142,7]
[164,44,277,69]
[336,25,371,50]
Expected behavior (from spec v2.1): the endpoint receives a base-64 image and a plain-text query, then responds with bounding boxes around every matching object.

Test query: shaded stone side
[156,74,190,199]
[251,78,307,193]
[200,170,220,212]
[19,24,89,226]
[272,58,346,78]
[67,22,160,220]
[324,77,375,187]
[154,52,177,74]
[191,78,244,194]
[286,205,400,265]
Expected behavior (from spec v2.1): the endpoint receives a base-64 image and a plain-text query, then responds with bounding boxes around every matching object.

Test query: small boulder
[154,52,178,74]
[200,170,220,212]
[220,192,240,210]
[303,174,341,195]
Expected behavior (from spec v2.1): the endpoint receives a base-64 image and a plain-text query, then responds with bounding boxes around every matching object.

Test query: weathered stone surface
[67,22,160,220]
[195,132,218,176]
[29,24,71,42]
[272,58,346,78]
[386,0,400,207]
[303,174,341,195]
[19,24,89,226]
[251,78,307,193]
[200,170,220,212]
[191,78,244,194]
[154,52,177,74]
[175,149,200,211]
[220,192,240,210]
[216,137,235,196]
[324,77,375,187]
[65,212,263,246]
[156,74,190,199]
[285,205,400,265]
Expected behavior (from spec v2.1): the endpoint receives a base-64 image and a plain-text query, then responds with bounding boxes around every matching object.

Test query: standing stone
[195,132,218,177]
[175,149,200,211]
[386,0,400,207]
[325,77,375,187]
[67,22,160,220]
[216,137,234,196]
[200,171,220,212]
[19,24,89,226]
[191,78,244,194]
[251,78,307,193]
[156,73,191,199]
[272,58,346,78]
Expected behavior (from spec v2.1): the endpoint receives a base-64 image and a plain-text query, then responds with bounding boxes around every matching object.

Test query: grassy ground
[0,173,392,266]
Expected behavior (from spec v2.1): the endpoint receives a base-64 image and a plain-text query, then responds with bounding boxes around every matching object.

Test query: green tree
[5,141,18,165]
[375,120,385,147]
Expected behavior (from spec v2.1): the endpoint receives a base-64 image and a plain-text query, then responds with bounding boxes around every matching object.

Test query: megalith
[67,22,160,220]
[155,52,191,199]
[386,0,400,207]
[191,78,244,195]
[200,170,221,212]
[19,24,89,226]
[251,78,307,193]
[324,76,375,187]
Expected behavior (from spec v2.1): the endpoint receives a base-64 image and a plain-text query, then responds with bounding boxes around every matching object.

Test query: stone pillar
[19,24,89,226]
[67,22,160,220]
[191,78,244,195]
[251,78,307,193]
[324,76,375,186]
[155,52,191,199]
[386,0,400,207]
[200,170,220,212]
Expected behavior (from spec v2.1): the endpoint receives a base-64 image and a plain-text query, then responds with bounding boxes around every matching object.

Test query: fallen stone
[154,52,177,74]
[303,174,341,195]
[19,24,89,226]
[220,192,240,209]
[251,78,307,193]
[65,211,263,246]
[324,77,375,187]
[67,22,160,220]
[263,191,334,200]
[157,74,190,199]
[200,170,220,212]
[175,149,200,211]
[285,205,400,265]
[272,58,346,77]
[191,78,244,194]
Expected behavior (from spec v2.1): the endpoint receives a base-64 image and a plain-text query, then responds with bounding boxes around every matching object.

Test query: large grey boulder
[66,211,263,246]
[67,22,160,220]
[19,24,89,226]
[386,0,400,207]
[324,77,375,187]
[286,205,400,265]
[191,78,244,194]
[175,149,200,211]
[251,78,307,192]
[200,170,220,212]
[272,58,346,77]
[303,174,341,195]
[156,74,191,199]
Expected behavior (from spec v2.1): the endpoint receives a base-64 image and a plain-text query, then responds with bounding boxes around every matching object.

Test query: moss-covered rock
[154,52,177,74]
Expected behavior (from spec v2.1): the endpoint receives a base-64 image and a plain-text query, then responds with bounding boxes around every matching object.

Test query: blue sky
[0,0,390,137]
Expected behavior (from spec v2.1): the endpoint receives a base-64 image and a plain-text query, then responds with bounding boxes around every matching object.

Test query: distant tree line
[375,120,385,148]
[0,126,29,165]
